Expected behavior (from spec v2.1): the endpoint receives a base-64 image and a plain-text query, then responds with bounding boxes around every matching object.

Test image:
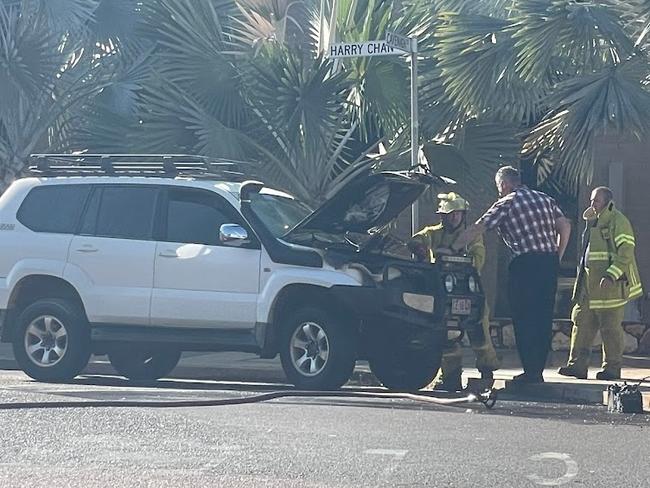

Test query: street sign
[328,41,402,58]
[385,31,412,53]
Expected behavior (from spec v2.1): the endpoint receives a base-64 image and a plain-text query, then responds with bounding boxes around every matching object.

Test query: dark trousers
[508,253,559,376]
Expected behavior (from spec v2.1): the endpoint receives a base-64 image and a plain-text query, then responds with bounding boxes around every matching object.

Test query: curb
[499,380,607,405]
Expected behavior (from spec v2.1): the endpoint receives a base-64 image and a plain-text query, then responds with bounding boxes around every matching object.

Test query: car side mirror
[219,224,249,246]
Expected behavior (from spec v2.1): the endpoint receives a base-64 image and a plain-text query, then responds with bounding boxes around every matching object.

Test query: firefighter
[408,192,500,391]
[559,187,643,380]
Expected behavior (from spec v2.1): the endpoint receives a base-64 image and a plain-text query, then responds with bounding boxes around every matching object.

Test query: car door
[150,186,262,329]
[65,185,159,325]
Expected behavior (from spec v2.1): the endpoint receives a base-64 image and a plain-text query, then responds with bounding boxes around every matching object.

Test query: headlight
[468,275,478,293]
[444,274,455,293]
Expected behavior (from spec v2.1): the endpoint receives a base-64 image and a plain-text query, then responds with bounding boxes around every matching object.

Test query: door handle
[158,250,178,258]
[75,245,98,253]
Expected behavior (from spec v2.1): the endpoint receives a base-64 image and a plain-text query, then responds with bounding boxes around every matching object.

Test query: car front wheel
[280,306,356,390]
[369,336,443,392]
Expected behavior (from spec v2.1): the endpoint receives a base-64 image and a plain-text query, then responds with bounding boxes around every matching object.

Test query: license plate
[451,298,471,315]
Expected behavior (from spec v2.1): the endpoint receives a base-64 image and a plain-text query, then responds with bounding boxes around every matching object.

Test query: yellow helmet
[436,192,469,214]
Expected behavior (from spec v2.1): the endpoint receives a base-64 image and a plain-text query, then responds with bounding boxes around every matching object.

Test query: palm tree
[0,0,145,189]
[4,0,650,203]
[421,0,650,196]
[78,0,408,205]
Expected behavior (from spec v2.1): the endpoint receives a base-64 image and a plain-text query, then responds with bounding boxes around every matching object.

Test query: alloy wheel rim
[24,315,68,368]
[290,321,330,377]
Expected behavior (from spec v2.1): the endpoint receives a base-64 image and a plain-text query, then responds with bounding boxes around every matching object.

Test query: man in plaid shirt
[453,166,572,384]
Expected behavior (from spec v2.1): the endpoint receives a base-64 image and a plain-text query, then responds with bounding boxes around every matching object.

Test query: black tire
[279,306,357,390]
[369,337,443,392]
[108,345,181,381]
[12,298,91,382]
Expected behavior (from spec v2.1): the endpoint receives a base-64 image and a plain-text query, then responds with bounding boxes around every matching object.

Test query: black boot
[596,369,621,381]
[558,366,587,379]
[434,369,463,391]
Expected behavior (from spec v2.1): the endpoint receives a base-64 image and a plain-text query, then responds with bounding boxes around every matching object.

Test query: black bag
[607,382,644,414]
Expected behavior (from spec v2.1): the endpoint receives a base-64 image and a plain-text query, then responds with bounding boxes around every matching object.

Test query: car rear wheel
[369,335,443,391]
[280,306,356,390]
[13,298,91,382]
[108,346,181,381]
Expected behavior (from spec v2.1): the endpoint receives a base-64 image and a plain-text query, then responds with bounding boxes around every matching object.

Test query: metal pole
[410,37,419,236]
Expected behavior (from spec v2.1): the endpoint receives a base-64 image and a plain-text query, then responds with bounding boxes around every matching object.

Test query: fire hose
[0,388,497,410]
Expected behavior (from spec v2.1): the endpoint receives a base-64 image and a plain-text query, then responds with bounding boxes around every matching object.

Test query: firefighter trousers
[438,302,500,383]
[566,296,625,374]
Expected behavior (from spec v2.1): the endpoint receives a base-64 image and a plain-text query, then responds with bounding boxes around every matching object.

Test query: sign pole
[410,37,419,236]
[328,33,420,235]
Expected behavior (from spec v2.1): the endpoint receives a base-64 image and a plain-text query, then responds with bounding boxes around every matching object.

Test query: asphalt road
[0,370,648,488]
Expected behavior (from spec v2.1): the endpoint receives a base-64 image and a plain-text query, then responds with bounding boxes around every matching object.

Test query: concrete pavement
[1,343,649,410]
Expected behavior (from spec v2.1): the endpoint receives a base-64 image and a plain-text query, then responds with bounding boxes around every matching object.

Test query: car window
[17,185,90,234]
[249,192,312,238]
[164,189,241,246]
[94,186,158,240]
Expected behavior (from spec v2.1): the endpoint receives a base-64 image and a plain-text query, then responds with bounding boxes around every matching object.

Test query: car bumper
[330,285,483,331]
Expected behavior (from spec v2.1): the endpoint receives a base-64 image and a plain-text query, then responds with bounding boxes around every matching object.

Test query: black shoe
[479,370,494,380]
[557,366,587,379]
[510,372,544,384]
[596,370,621,381]
[433,373,463,392]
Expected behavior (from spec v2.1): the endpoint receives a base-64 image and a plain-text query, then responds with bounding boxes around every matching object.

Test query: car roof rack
[28,154,256,181]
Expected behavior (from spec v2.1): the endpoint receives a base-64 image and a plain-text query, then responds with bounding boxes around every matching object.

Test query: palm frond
[511,0,635,84]
[231,0,309,50]
[424,120,521,212]
[0,4,65,104]
[92,0,145,45]
[435,0,516,18]
[145,0,248,127]
[35,0,98,34]
[433,12,544,123]
[524,56,650,191]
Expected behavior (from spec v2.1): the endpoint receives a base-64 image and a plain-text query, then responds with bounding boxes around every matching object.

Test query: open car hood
[283,171,432,239]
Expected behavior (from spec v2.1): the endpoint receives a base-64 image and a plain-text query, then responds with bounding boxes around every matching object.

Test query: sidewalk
[1,343,649,410]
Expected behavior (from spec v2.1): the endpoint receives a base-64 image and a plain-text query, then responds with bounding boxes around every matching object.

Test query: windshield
[249,192,312,238]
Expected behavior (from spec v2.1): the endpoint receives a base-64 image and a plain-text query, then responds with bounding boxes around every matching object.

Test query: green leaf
[524,56,650,191]
[37,0,99,34]
[423,120,521,212]
[510,0,635,83]
[433,12,545,123]
[0,4,65,103]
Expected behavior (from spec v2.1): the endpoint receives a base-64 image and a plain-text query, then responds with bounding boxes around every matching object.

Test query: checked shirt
[477,186,564,257]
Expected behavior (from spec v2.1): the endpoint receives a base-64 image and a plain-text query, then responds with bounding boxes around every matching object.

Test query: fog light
[403,293,434,313]
[468,275,478,293]
[444,274,455,293]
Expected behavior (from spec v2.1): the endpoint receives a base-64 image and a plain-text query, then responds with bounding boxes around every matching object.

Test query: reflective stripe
[629,283,644,299]
[587,252,610,261]
[606,264,624,280]
[590,298,628,309]
[614,234,635,247]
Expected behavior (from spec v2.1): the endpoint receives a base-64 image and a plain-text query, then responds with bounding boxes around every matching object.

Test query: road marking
[526,452,579,486]
[365,449,409,486]
[364,449,408,460]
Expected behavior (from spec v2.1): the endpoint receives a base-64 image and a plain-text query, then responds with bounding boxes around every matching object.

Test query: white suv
[0,154,484,390]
